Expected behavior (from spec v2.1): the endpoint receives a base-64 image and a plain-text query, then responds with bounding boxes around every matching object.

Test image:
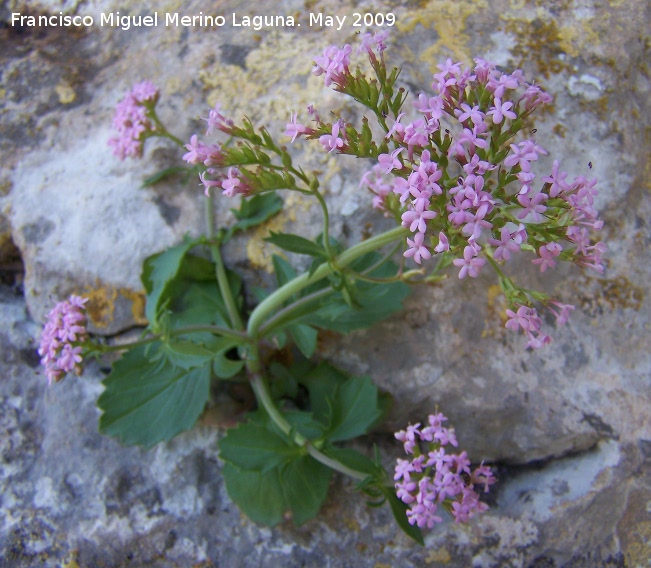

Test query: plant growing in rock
[40,32,603,544]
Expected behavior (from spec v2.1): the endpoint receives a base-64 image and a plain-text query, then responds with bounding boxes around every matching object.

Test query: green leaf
[327,375,382,442]
[281,456,332,525]
[213,346,244,378]
[303,255,410,333]
[265,232,328,258]
[300,363,348,426]
[161,339,214,370]
[141,240,198,327]
[219,421,300,472]
[222,456,332,527]
[221,411,333,526]
[289,323,318,358]
[272,254,297,288]
[98,345,210,448]
[229,193,283,235]
[141,165,193,188]
[385,489,424,545]
[222,464,285,525]
[323,447,379,477]
[298,363,382,441]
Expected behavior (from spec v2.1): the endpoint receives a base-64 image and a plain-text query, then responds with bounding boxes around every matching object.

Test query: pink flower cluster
[394,413,495,528]
[347,54,605,347]
[108,81,159,160]
[38,295,88,385]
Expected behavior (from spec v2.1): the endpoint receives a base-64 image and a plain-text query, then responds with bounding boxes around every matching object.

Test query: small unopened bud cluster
[394,413,495,528]
[38,295,89,385]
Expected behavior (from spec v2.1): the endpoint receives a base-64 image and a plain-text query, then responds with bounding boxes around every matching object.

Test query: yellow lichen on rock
[199,31,324,125]
[245,192,314,272]
[55,81,76,104]
[398,0,488,69]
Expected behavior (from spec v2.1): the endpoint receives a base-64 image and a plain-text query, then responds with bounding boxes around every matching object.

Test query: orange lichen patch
[483,284,507,339]
[553,123,567,138]
[82,283,147,328]
[121,287,148,325]
[83,285,117,328]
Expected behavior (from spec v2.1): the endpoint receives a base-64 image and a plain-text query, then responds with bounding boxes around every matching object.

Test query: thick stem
[248,364,369,482]
[247,225,408,337]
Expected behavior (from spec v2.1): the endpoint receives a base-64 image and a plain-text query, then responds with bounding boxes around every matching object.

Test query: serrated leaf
[98,345,210,448]
[219,421,300,472]
[303,253,410,333]
[298,363,382,441]
[222,464,285,525]
[212,337,244,378]
[221,410,332,527]
[281,456,332,525]
[141,240,197,327]
[162,339,214,370]
[222,456,332,527]
[265,232,328,258]
[327,375,382,442]
[289,323,318,358]
[300,363,348,427]
[230,193,283,234]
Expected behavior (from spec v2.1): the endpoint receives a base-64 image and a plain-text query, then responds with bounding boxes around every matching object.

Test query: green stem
[257,287,334,338]
[147,109,185,147]
[247,225,408,338]
[206,195,244,331]
[312,189,334,259]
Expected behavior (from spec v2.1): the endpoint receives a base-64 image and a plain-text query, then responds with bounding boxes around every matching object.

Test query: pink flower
[395,414,494,529]
[203,103,231,135]
[488,226,521,262]
[39,295,88,385]
[487,97,516,124]
[285,112,309,143]
[312,44,352,87]
[548,301,575,326]
[401,204,437,234]
[453,245,486,279]
[182,135,208,164]
[403,232,431,265]
[377,148,404,173]
[221,167,247,197]
[108,82,160,160]
[434,232,449,253]
[319,122,345,153]
[532,242,562,272]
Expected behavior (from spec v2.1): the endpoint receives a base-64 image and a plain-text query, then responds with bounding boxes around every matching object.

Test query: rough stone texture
[1,0,650,566]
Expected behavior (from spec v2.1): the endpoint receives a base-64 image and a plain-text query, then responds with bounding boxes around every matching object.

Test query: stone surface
[1,284,649,567]
[1,0,650,565]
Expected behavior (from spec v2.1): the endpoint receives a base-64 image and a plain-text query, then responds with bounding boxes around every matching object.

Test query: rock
[1,285,650,566]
